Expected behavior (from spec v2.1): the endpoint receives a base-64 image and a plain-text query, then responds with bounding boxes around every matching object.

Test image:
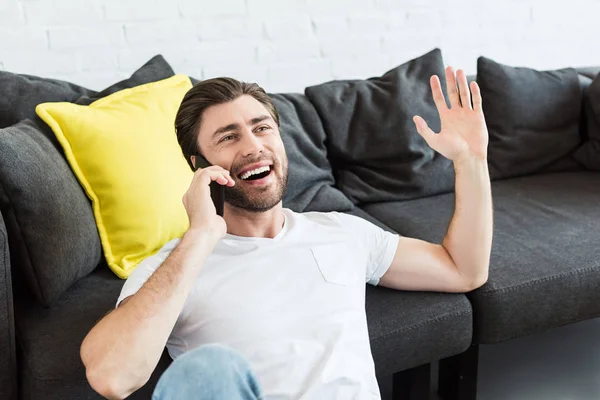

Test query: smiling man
[80,68,493,400]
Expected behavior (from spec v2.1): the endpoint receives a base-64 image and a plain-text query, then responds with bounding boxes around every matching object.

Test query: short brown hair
[175,77,280,168]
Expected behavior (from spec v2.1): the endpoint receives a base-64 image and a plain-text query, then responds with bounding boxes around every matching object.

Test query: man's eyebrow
[211,115,273,140]
[212,123,240,139]
[249,115,272,125]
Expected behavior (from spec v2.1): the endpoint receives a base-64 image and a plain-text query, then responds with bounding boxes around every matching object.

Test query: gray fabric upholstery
[0,211,16,400]
[75,55,174,105]
[365,286,472,376]
[346,206,396,233]
[14,266,170,400]
[0,120,102,307]
[272,93,354,213]
[0,71,91,131]
[477,57,583,180]
[0,70,91,154]
[574,73,600,170]
[364,171,600,343]
[305,48,455,204]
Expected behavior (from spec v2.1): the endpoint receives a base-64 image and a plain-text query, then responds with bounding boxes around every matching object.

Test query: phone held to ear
[193,154,225,217]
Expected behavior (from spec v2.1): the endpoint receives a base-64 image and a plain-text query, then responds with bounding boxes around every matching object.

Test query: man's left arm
[379,67,493,293]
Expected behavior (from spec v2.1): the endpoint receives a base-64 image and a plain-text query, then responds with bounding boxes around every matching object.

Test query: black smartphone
[193,154,225,217]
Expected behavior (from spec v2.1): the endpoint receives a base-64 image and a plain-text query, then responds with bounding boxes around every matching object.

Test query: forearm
[442,156,493,286]
[81,229,215,398]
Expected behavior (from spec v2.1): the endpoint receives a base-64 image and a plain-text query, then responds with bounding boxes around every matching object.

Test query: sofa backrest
[576,67,600,140]
[0,211,17,400]
[468,67,600,152]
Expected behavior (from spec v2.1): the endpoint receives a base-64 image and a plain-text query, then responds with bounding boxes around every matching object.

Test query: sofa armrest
[0,211,17,399]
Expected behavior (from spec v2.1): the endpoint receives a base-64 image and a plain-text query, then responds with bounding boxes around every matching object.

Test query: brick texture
[0,0,594,92]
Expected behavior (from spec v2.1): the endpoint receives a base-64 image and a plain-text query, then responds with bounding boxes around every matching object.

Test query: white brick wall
[0,0,597,93]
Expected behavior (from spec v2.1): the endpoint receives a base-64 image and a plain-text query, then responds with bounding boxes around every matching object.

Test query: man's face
[196,95,288,213]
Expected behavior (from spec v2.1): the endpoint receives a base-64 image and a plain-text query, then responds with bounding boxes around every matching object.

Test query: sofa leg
[438,344,479,400]
[392,363,431,400]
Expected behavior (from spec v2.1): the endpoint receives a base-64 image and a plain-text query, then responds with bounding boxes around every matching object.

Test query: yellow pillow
[36,74,194,278]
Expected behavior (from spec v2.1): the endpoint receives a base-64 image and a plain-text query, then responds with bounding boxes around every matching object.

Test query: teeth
[240,165,270,180]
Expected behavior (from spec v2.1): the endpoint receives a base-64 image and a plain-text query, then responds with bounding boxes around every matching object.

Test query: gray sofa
[1,49,599,400]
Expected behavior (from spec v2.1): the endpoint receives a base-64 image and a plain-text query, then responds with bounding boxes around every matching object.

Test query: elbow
[86,367,123,400]
[81,339,145,399]
[85,364,144,400]
[463,271,489,292]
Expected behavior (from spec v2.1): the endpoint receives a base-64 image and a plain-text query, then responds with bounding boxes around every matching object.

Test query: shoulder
[293,210,345,227]
[292,209,369,231]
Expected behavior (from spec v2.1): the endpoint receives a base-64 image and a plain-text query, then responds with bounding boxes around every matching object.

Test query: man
[80,67,493,400]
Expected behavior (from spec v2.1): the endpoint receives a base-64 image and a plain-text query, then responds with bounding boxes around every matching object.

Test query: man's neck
[223,203,285,239]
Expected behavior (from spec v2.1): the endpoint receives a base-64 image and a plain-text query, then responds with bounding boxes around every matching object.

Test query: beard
[224,152,289,213]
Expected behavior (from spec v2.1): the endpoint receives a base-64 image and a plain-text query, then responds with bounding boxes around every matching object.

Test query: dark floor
[383,317,600,400]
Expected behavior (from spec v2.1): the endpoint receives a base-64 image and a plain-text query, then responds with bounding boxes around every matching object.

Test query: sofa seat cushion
[365,286,472,377]
[363,171,600,344]
[14,266,170,400]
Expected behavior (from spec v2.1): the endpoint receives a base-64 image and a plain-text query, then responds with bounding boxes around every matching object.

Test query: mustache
[234,154,277,175]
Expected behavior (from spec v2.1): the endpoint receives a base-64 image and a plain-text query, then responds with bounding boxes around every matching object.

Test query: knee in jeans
[153,344,262,400]
[170,343,251,377]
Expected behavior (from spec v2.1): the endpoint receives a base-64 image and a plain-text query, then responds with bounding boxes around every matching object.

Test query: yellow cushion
[36,74,194,278]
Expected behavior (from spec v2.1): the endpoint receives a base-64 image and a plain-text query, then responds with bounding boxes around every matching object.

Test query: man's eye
[257,126,271,132]
[220,135,235,143]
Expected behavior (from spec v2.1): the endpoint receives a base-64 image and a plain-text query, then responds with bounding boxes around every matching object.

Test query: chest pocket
[310,243,360,286]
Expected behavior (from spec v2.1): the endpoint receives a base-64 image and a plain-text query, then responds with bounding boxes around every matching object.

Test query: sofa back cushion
[305,48,454,204]
[273,93,354,212]
[477,56,583,180]
[0,56,176,306]
[0,73,90,131]
[0,120,102,307]
[574,69,600,170]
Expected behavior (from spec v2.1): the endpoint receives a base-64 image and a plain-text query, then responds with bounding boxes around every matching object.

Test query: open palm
[414,67,489,162]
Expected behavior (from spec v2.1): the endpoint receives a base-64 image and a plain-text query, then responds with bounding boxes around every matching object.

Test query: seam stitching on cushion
[373,309,471,341]
[477,265,600,295]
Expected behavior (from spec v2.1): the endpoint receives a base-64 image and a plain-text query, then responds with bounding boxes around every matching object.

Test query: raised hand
[413,67,489,162]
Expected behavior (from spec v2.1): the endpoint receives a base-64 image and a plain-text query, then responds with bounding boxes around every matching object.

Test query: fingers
[430,75,448,114]
[456,69,471,110]
[445,66,460,108]
[413,115,437,146]
[470,81,483,113]
[195,166,235,187]
[444,67,476,110]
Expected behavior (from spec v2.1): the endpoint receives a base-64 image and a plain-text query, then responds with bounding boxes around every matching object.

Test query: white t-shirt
[117,208,400,400]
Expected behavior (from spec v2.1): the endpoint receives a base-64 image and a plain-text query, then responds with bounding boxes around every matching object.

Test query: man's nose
[240,130,264,157]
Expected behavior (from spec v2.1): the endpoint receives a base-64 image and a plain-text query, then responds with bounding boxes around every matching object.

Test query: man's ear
[190,155,196,169]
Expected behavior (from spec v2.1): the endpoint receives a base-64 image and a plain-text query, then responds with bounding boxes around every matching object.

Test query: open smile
[238,165,274,186]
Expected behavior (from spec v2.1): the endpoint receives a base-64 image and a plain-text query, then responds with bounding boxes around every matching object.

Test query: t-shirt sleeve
[115,238,181,308]
[329,212,400,286]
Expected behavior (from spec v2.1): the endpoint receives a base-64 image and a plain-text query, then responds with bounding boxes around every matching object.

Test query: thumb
[413,116,437,146]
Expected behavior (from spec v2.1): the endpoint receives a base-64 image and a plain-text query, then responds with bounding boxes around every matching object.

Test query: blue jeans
[152,344,263,400]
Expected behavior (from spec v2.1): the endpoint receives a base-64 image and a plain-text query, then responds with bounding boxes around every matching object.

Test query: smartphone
[193,154,225,217]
